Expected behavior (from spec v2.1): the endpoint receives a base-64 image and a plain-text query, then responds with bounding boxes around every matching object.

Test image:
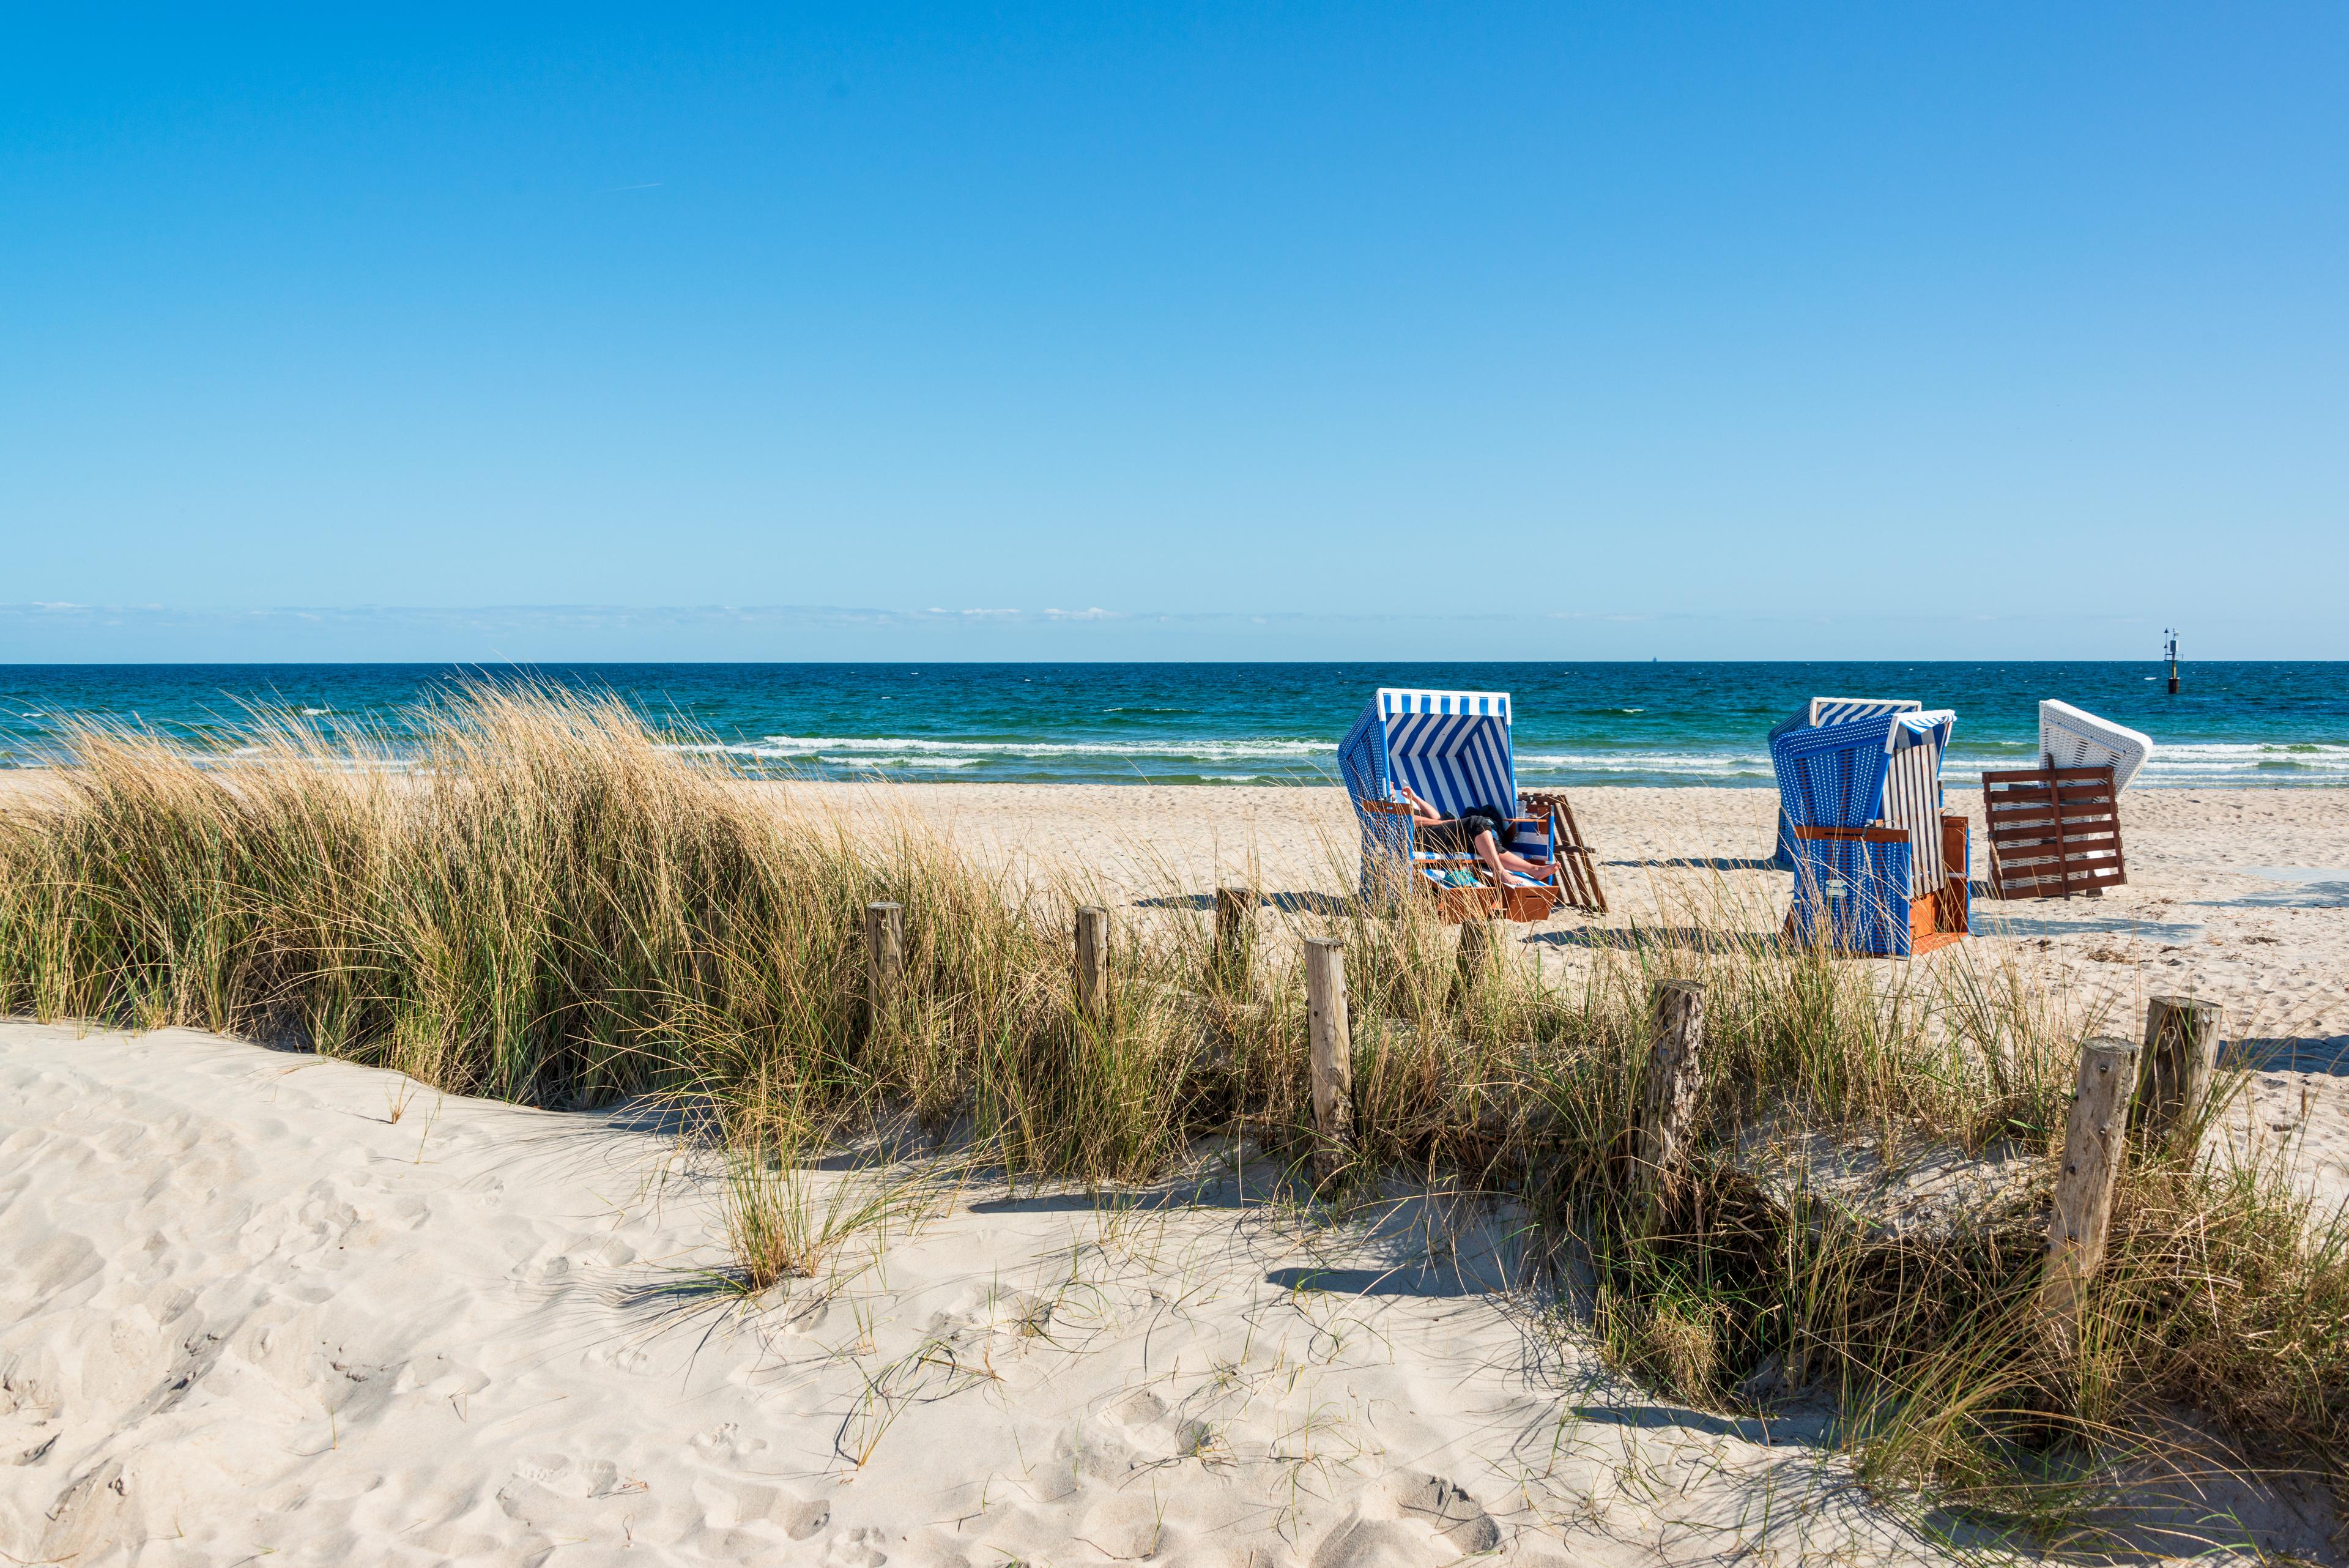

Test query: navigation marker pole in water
[2165,629,2180,694]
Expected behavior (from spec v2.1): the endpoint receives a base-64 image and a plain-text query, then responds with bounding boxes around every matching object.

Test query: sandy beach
[777,782,2349,1055]
[4,780,2348,1564]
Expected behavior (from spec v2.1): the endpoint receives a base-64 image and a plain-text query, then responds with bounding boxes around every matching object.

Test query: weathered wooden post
[2138,996,2222,1154]
[864,901,905,1031]
[1304,937,1353,1186]
[1212,885,1253,982]
[2041,1036,2139,1348]
[1074,905,1111,1022]
[1453,913,1496,1000]
[1636,981,1705,1230]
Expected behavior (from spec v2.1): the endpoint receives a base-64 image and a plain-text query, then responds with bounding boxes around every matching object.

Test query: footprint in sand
[1388,1473,1500,1553]
[691,1474,829,1539]
[498,1454,648,1525]
[1077,1492,1181,1561]
[1048,1424,1139,1491]
[1309,1473,1501,1568]
[584,1340,657,1375]
[820,1525,891,1567]
[690,1422,774,1465]
[1098,1386,1205,1463]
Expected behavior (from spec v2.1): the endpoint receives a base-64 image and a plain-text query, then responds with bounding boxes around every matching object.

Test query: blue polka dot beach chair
[1771,707,1969,957]
[1766,698,1921,868]
[1337,688,1605,922]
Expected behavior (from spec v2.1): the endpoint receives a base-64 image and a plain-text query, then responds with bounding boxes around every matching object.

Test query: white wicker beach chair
[2038,700,2154,791]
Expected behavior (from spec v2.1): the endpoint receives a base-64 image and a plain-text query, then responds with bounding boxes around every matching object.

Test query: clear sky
[3,5,2343,661]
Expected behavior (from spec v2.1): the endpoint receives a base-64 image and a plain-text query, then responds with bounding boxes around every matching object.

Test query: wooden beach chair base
[1426,880,1555,924]
[1362,794,1605,925]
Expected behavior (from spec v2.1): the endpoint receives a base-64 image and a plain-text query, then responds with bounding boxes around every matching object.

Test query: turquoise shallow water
[2,662,2344,788]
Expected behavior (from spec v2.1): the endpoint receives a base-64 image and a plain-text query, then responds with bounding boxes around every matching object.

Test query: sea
[1,663,2344,789]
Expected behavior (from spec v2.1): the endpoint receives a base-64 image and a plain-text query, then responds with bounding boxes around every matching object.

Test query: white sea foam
[1517,751,1773,778]
[674,734,1338,762]
[642,735,2348,786]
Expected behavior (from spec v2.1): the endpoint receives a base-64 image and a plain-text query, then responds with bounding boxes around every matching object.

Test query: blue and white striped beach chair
[1766,698,1921,868]
[1771,708,1969,957]
[1337,689,1601,921]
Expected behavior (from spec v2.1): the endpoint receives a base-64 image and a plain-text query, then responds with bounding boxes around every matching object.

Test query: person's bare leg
[1474,831,1542,888]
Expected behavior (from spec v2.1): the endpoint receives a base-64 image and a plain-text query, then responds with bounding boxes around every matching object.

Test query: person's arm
[1395,784,1443,825]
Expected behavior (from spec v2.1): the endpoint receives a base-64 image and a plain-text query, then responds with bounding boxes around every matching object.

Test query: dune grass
[0,684,2343,1542]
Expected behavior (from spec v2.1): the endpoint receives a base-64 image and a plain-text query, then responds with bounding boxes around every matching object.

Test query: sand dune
[0,1020,1971,1568]
[4,1020,2343,1565]
[4,781,2348,1563]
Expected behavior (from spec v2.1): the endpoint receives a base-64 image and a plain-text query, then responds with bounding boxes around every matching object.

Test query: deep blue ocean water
[2,663,2344,789]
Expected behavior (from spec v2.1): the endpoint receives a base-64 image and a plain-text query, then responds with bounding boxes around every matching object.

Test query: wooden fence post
[1637,981,1705,1230]
[2041,1036,2139,1348]
[1213,886,1253,981]
[864,901,905,1030]
[1075,905,1111,1022]
[1304,937,1353,1186]
[2139,997,2222,1154]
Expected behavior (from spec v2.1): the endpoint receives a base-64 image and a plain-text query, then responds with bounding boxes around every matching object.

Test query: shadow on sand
[1527,925,1778,954]
[1262,1265,1481,1299]
[1134,891,1359,916]
[2227,1037,2349,1076]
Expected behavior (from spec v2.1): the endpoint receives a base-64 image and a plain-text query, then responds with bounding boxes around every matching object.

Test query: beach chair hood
[1767,696,1921,745]
[2039,700,2153,790]
[1768,698,1921,866]
[1338,688,1516,820]
[1772,709,1956,895]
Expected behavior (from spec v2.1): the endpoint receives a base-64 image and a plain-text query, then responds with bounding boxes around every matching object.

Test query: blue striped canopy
[1338,688,1517,820]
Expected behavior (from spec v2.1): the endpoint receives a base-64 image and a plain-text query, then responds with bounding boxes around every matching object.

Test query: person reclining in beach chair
[1338,686,1605,921]
[1390,783,1552,890]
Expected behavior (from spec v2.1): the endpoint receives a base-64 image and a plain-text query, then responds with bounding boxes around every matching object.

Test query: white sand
[0,1020,1969,1568]
[5,782,2348,1563]
[4,1021,2342,1566]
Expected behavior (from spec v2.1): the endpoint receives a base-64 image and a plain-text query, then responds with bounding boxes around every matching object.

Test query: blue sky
[2,4,2343,661]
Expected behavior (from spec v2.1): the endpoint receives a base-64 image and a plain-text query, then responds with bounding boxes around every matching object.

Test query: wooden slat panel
[1523,790,1606,915]
[1982,765,2128,900]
